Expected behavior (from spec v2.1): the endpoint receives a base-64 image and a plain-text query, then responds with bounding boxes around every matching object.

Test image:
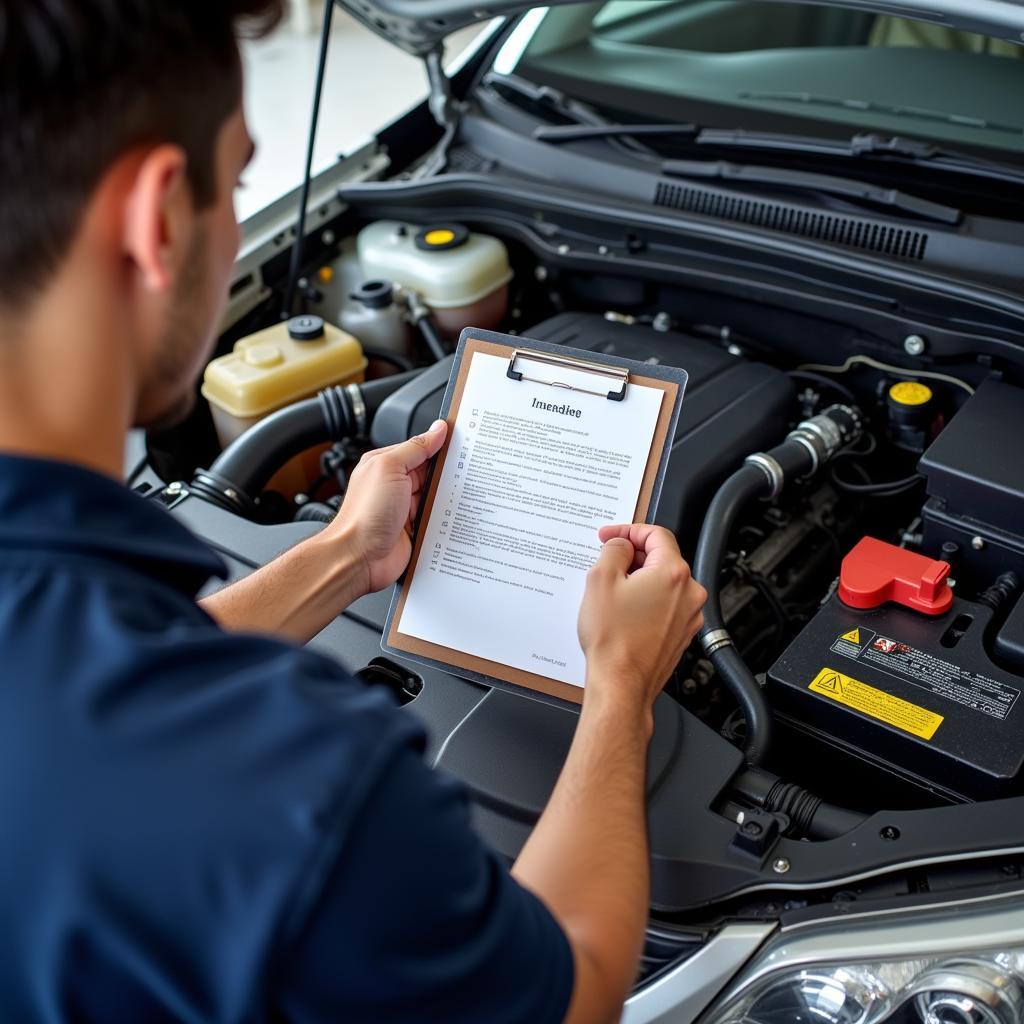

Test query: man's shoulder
[0,550,429,1020]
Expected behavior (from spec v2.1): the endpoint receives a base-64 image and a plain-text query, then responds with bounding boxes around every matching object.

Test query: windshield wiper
[661,158,962,225]
[532,121,961,224]
[534,119,1024,189]
[482,72,663,158]
[695,128,1024,187]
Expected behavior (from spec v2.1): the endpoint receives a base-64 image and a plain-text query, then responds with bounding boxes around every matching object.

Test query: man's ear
[121,145,191,294]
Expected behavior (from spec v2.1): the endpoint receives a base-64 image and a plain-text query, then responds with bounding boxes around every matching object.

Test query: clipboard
[382,328,688,710]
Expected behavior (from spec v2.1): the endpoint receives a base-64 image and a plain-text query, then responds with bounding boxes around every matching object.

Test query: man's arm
[513,525,706,1023]
[200,420,447,643]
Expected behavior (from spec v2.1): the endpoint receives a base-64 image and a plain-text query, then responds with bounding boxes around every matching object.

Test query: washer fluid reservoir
[357,221,511,336]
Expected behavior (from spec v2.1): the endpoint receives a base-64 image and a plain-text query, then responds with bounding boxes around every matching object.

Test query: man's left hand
[327,419,448,596]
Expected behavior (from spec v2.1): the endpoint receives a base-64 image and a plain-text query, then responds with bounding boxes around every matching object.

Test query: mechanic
[0,4,706,1022]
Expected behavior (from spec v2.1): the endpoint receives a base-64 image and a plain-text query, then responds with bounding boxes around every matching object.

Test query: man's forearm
[512,673,652,1023]
[200,529,368,644]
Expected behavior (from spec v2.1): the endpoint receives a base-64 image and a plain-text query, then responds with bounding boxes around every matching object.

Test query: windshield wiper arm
[531,121,961,223]
[661,158,962,225]
[535,118,1024,189]
[696,128,1024,186]
[533,122,699,143]
[482,73,662,157]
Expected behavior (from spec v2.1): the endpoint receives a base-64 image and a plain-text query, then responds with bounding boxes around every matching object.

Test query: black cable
[788,370,858,405]
[832,430,877,461]
[282,0,334,319]
[830,470,924,496]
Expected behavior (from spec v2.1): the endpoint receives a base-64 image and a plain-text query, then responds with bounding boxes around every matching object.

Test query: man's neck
[0,273,134,480]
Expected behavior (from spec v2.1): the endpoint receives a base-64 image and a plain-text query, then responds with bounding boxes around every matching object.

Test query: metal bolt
[321,229,336,246]
[534,265,549,282]
[727,343,744,357]
[772,858,791,874]
[225,488,237,501]
[557,243,570,256]
[972,536,986,551]
[903,334,927,356]
[166,481,183,494]
[735,811,746,825]
[598,245,610,256]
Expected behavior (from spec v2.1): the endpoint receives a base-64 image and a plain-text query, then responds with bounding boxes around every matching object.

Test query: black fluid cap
[351,279,394,310]
[287,314,325,341]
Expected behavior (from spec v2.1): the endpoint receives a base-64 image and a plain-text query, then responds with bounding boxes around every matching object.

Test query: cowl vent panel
[653,182,929,261]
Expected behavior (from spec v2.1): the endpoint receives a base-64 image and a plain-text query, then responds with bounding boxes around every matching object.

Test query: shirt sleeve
[272,737,575,1024]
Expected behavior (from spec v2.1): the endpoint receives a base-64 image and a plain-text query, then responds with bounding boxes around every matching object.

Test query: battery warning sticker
[831,630,1020,721]
[831,627,875,659]
[809,667,944,740]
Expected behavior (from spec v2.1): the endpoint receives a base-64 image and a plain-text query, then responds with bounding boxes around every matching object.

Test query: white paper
[398,352,664,688]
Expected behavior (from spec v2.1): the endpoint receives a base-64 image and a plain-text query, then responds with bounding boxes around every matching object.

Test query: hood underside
[336,0,1024,57]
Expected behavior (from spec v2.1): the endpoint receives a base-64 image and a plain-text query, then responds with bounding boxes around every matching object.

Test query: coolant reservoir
[202,315,366,447]
[357,221,511,336]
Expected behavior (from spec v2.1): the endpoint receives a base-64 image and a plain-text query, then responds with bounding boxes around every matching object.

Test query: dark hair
[0,0,284,311]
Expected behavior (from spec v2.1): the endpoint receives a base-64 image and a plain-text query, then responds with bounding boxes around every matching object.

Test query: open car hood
[336,0,1024,57]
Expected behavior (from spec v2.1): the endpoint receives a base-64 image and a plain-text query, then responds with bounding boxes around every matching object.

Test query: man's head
[0,1,283,430]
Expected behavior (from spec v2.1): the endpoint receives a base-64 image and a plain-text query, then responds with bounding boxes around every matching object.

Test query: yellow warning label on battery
[809,667,944,740]
[840,628,861,644]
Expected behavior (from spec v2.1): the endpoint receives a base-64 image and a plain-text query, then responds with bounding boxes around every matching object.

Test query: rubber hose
[361,346,416,374]
[208,396,339,500]
[693,463,774,765]
[416,313,447,362]
[195,370,425,514]
[733,768,867,841]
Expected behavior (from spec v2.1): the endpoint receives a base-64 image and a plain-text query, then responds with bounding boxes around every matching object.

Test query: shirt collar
[0,454,226,595]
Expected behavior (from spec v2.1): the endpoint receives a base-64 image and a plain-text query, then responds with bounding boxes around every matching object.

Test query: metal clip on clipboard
[505,349,630,401]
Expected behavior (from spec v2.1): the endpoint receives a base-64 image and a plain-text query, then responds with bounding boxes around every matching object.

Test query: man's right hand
[577,524,706,717]
[515,523,707,1024]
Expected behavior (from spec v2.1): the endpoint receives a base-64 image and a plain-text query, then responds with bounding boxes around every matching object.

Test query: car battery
[768,537,1024,801]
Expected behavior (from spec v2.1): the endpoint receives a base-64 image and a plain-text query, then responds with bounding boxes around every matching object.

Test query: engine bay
[142,210,1024,962]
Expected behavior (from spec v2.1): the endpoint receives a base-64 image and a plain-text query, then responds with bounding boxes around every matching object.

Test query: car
[135,3,1024,1021]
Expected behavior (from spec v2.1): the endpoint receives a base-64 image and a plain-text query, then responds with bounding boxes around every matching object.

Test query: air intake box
[919,379,1024,590]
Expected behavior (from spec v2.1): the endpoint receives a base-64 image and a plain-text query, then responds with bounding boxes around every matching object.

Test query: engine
[145,216,1024,921]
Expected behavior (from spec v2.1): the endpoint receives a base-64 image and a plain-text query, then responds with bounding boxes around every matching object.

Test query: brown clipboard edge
[385,336,680,707]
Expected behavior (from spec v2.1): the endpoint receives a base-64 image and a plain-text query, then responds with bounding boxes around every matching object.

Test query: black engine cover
[370,313,794,551]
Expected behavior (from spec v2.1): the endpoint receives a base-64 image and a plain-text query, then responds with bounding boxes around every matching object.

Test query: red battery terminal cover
[839,536,953,615]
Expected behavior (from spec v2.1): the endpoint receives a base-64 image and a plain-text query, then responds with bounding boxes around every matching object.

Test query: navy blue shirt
[0,455,573,1023]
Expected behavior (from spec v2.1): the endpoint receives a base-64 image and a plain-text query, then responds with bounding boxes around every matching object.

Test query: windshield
[494,1,1024,160]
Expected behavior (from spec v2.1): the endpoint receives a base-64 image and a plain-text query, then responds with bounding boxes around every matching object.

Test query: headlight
[701,896,1024,1024]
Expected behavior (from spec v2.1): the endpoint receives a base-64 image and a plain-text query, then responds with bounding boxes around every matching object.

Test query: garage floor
[239,10,484,222]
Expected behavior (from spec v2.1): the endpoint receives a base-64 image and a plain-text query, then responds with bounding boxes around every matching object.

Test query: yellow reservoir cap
[202,320,366,419]
[889,381,933,406]
[424,228,456,246]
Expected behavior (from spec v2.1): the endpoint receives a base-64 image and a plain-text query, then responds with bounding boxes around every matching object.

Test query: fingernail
[428,419,446,432]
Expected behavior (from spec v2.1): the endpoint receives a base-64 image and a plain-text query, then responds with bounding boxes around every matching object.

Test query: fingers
[590,537,635,580]
[362,420,448,473]
[597,524,682,571]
